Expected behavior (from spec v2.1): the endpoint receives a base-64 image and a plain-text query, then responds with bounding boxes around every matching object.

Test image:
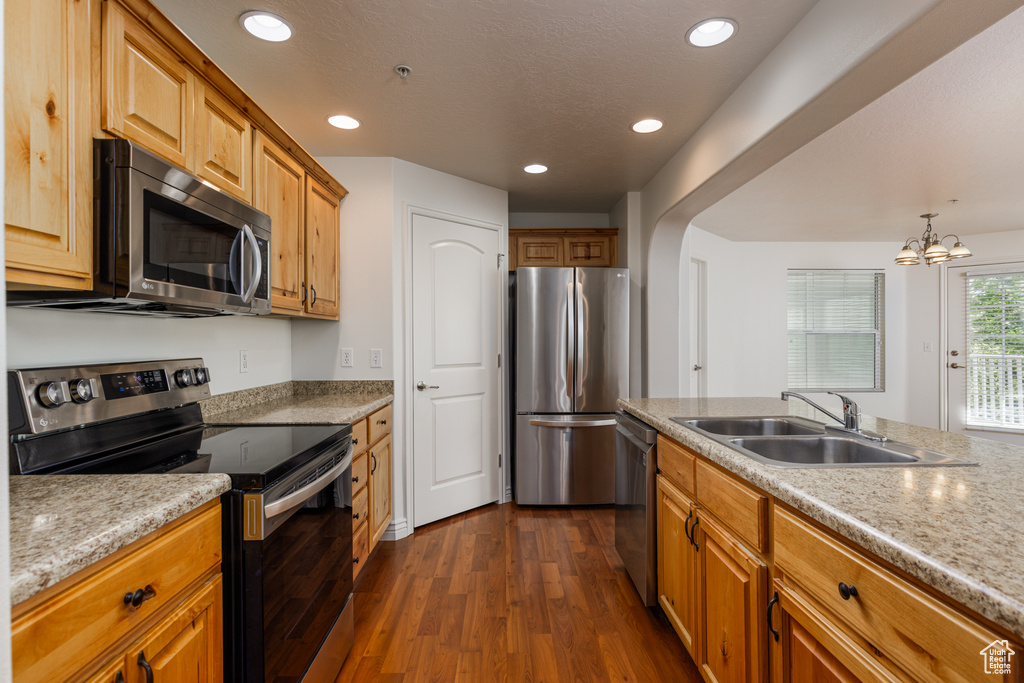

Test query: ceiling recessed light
[632,119,663,133]
[686,18,737,47]
[524,164,548,174]
[328,115,360,130]
[240,11,293,42]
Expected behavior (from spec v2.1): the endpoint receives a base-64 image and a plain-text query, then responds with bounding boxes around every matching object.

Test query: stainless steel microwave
[8,139,271,317]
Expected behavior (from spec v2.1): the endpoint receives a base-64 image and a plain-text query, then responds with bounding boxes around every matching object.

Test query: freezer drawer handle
[528,418,616,428]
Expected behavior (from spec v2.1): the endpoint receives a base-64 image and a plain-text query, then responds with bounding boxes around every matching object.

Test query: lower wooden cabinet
[658,475,698,657]
[352,403,393,578]
[783,617,859,683]
[11,502,223,683]
[696,514,767,683]
[369,433,392,549]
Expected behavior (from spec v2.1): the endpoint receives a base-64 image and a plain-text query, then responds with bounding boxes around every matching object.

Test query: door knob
[693,364,703,371]
[416,381,439,391]
[949,362,963,369]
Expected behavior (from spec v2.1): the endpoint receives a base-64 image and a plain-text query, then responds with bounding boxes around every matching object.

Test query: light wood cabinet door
[127,575,223,683]
[5,0,93,289]
[369,434,392,549]
[696,515,767,683]
[253,131,305,312]
[194,81,251,201]
[657,476,698,658]
[782,617,859,683]
[102,1,193,169]
[564,234,614,267]
[515,236,562,268]
[304,175,341,318]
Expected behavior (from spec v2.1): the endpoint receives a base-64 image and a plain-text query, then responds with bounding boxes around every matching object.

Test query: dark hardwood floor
[335,502,701,682]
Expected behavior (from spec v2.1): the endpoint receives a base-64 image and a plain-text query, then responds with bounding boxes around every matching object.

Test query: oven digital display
[101,369,169,399]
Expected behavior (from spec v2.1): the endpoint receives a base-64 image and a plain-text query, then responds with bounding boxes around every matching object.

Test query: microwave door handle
[240,224,262,304]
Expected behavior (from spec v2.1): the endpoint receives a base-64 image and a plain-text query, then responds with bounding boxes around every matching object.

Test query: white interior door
[689,258,707,399]
[412,214,500,527]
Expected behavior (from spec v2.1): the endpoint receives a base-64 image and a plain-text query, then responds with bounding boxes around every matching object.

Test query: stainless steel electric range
[8,358,354,683]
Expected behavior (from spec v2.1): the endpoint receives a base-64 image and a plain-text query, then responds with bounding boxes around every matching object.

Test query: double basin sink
[671,416,976,468]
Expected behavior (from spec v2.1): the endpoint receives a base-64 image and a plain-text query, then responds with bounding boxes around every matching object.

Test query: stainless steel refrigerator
[514,266,628,504]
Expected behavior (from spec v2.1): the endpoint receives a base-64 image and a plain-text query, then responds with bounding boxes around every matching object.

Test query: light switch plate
[370,349,382,368]
[341,348,354,367]
[923,342,933,352]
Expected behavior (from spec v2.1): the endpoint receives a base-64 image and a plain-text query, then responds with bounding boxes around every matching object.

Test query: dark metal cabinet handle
[684,509,693,541]
[690,516,700,551]
[379,419,387,425]
[311,285,317,305]
[353,512,360,520]
[137,651,154,683]
[353,556,360,564]
[353,438,359,445]
[114,672,125,683]
[838,582,858,600]
[124,589,145,608]
[371,453,377,474]
[767,590,780,642]
[352,475,359,483]
[301,282,307,305]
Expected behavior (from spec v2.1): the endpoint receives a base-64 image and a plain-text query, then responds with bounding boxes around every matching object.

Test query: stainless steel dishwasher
[614,411,658,606]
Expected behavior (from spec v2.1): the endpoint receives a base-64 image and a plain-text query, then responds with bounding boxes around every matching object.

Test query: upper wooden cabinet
[102,1,194,170]
[4,0,93,289]
[254,131,305,313]
[8,0,347,308]
[304,176,341,319]
[195,81,251,202]
[509,228,618,270]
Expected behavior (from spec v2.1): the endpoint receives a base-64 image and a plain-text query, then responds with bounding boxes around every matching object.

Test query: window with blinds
[787,270,885,392]
[965,271,1024,429]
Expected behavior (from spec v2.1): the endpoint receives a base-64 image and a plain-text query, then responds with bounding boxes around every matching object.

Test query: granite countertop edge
[203,392,393,426]
[618,398,1024,640]
[10,474,231,607]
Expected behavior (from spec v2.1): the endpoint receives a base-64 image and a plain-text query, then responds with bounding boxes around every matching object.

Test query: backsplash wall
[6,307,292,394]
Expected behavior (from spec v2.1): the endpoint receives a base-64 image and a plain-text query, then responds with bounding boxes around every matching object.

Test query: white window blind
[787,270,885,392]
[965,271,1024,429]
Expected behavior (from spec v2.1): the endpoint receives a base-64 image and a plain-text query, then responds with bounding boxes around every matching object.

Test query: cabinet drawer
[657,435,695,497]
[352,452,368,495]
[695,459,767,552]
[774,506,1007,683]
[12,505,221,682]
[353,523,370,580]
[368,404,392,444]
[352,418,368,457]
[352,486,368,529]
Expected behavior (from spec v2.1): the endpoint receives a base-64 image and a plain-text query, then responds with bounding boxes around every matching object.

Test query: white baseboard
[505,486,513,503]
[382,516,411,541]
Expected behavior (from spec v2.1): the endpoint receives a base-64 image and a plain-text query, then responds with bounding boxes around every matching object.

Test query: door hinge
[498,453,502,468]
[497,253,504,269]
[498,353,501,367]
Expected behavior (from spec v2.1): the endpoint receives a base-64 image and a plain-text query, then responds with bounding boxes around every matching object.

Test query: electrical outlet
[370,348,382,368]
[341,348,354,367]
[240,349,249,373]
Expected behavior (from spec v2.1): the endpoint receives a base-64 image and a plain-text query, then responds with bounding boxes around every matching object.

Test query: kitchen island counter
[9,473,230,606]
[619,396,1024,640]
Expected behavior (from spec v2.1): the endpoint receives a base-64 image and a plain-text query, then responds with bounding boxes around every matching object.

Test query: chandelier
[894,213,972,266]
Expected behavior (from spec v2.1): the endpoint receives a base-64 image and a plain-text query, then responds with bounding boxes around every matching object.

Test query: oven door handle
[240,224,263,304]
[264,446,353,519]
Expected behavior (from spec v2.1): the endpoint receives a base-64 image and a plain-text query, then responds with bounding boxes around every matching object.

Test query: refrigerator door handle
[566,282,574,398]
[529,418,617,428]
[576,278,586,397]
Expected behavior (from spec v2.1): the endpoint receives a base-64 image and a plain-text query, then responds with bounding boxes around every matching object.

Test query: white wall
[682,225,910,421]
[292,157,395,380]
[7,309,292,394]
[508,212,609,229]
[611,192,643,398]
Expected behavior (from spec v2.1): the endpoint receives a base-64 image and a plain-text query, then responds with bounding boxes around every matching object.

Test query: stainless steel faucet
[780,391,879,440]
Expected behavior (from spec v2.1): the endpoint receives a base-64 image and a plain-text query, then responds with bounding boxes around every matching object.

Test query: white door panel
[413,214,500,526]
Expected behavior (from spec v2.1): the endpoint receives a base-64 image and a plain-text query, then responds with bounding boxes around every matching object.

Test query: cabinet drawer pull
[352,475,359,483]
[301,282,307,305]
[123,585,155,608]
[690,516,700,551]
[379,419,387,425]
[838,582,859,600]
[311,285,318,305]
[371,453,377,474]
[684,509,693,541]
[353,556,360,564]
[353,512,360,520]
[353,438,359,445]
[137,651,154,683]
[767,590,780,642]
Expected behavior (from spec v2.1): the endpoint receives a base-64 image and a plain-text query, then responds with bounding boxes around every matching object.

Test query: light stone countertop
[9,474,231,606]
[618,396,1024,640]
[203,391,392,425]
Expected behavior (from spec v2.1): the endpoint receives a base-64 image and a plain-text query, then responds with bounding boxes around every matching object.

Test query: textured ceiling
[693,6,1024,242]
[151,0,817,212]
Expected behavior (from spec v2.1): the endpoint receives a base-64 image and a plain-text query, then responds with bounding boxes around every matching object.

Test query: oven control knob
[175,369,193,388]
[68,379,95,404]
[37,382,67,408]
[194,367,209,385]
